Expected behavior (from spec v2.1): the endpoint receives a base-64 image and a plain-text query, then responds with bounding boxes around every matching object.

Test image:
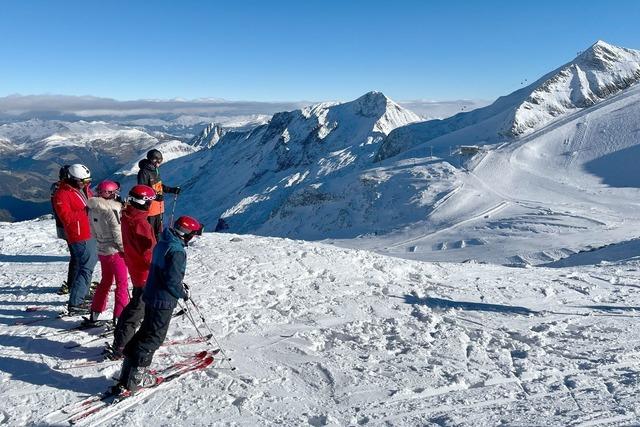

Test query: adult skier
[117,215,203,392]
[52,164,98,315]
[137,149,180,241]
[105,185,157,360]
[86,180,128,324]
[50,165,76,295]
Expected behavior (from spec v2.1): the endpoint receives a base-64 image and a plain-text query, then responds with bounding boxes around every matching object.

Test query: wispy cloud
[0,94,312,120]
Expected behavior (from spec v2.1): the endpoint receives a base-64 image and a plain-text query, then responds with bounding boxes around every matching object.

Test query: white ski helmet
[67,164,91,181]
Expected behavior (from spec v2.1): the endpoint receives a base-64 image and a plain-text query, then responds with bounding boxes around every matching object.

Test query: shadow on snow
[0,334,100,361]
[0,355,110,394]
[400,294,539,316]
[0,254,69,263]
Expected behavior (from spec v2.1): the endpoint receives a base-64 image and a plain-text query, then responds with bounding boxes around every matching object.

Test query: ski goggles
[99,189,120,198]
[175,224,204,240]
[128,194,156,204]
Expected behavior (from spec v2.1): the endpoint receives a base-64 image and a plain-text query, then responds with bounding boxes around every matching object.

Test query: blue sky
[1,0,638,102]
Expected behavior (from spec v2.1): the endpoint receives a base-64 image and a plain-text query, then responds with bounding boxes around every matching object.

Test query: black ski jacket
[136,159,178,202]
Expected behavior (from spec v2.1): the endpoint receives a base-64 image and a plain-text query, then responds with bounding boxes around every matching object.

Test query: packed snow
[1,217,640,425]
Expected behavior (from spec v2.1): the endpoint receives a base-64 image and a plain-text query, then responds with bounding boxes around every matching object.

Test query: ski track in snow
[0,218,639,425]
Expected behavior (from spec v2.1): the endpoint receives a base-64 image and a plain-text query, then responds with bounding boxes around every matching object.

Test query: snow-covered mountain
[151,41,640,268]
[377,40,640,162]
[126,114,271,140]
[154,91,423,236]
[189,123,227,148]
[354,42,640,266]
[0,119,194,220]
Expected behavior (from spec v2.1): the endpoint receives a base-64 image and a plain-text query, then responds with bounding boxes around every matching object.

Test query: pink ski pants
[91,252,130,318]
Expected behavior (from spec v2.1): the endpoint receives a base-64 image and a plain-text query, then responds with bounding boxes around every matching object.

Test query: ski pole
[177,300,207,340]
[189,298,235,371]
[178,299,232,369]
[168,192,179,227]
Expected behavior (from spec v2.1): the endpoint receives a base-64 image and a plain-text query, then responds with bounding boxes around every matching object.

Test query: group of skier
[50,149,204,392]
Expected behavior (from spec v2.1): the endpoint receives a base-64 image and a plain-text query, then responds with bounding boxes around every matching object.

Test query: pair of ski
[35,308,186,340]
[55,334,214,370]
[45,350,217,425]
[60,309,188,350]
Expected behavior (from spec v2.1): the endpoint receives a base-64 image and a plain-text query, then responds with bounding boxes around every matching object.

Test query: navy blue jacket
[143,228,188,310]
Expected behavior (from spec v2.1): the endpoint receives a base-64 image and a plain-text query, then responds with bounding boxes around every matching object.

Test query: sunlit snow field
[0,219,639,425]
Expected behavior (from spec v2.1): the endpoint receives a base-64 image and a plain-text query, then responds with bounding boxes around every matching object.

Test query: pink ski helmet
[96,180,120,199]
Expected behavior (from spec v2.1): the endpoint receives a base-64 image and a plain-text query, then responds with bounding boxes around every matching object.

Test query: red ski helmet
[96,180,120,199]
[172,215,203,244]
[128,185,156,210]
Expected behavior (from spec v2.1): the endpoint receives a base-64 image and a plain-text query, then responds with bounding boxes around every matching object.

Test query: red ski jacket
[121,204,156,287]
[52,182,93,244]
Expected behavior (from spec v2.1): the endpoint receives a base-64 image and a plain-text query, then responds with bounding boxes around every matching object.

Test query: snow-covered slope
[1,217,640,425]
[377,40,640,162]
[353,79,640,266]
[116,139,199,177]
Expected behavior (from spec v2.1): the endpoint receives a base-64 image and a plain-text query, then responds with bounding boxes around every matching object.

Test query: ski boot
[66,302,91,317]
[103,342,124,361]
[57,281,69,295]
[118,358,157,393]
[81,311,102,327]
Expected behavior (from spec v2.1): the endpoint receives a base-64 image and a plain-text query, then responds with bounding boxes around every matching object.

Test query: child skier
[106,185,157,360]
[117,215,203,392]
[118,216,202,392]
[86,180,128,324]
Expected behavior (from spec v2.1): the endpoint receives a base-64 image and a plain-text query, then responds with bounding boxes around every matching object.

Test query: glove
[173,186,181,195]
[182,283,191,301]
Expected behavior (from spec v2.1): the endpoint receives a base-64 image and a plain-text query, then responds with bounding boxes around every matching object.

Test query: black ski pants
[113,287,146,351]
[123,305,173,368]
[148,214,163,243]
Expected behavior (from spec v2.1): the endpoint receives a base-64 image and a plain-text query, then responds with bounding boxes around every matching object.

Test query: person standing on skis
[106,185,157,360]
[86,180,128,325]
[117,215,202,392]
[137,149,180,242]
[52,164,98,315]
[51,165,76,296]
